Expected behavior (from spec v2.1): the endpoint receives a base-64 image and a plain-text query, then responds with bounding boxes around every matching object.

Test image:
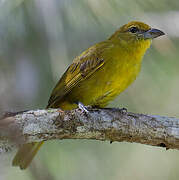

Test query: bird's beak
[144,28,165,39]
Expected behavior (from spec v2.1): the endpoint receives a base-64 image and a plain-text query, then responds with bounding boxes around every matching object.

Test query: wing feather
[47,43,108,108]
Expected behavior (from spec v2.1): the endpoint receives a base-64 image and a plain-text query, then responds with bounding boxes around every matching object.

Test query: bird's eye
[129,26,139,33]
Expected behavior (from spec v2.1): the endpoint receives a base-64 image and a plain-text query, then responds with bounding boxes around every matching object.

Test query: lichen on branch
[0,107,179,152]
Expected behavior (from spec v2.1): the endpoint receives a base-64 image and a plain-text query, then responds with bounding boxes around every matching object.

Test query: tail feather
[12,142,44,169]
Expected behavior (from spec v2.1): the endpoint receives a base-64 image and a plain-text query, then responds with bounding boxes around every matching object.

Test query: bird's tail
[12,141,44,169]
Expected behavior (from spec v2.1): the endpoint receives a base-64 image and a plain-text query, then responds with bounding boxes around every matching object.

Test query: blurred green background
[0,0,179,179]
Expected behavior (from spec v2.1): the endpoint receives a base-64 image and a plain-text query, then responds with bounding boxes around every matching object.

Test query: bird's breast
[70,54,142,107]
[65,45,144,107]
[95,56,141,104]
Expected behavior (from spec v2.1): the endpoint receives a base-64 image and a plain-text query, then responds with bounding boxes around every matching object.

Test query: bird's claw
[78,102,89,113]
[120,108,127,113]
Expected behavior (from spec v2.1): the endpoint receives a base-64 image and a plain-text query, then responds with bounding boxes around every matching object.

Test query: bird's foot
[99,107,127,113]
[78,102,89,113]
[119,107,127,113]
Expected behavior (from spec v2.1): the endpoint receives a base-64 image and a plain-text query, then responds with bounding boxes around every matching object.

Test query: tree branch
[1,107,179,152]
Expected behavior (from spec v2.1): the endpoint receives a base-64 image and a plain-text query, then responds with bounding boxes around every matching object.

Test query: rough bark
[0,107,179,152]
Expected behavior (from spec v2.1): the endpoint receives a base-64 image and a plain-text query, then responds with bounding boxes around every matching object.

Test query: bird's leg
[78,102,89,113]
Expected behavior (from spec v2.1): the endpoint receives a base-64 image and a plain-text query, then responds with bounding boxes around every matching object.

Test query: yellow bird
[12,21,164,169]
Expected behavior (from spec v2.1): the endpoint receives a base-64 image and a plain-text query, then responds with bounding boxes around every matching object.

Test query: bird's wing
[47,43,108,108]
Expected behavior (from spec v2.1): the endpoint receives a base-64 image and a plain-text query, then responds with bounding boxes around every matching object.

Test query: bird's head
[109,21,165,43]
